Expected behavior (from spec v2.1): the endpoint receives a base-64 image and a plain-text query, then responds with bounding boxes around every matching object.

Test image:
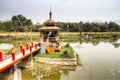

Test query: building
[39,9,61,53]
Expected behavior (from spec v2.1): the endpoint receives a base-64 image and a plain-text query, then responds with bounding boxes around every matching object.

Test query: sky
[0,0,120,24]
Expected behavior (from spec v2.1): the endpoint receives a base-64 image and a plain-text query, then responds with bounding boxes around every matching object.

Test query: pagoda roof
[44,19,55,26]
[39,26,61,31]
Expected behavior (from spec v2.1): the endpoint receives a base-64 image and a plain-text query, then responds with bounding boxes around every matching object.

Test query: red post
[26,43,29,50]
[22,48,25,55]
[0,50,3,62]
[12,49,15,61]
[31,42,34,48]
[35,44,37,49]
[20,44,23,52]
[30,46,32,52]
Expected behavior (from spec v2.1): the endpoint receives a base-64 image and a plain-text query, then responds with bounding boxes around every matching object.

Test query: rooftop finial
[49,6,52,19]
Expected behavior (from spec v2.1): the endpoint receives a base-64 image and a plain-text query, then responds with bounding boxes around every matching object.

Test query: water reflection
[0,43,12,50]
[12,39,120,80]
[69,41,120,80]
[1,39,120,80]
[14,64,22,80]
[0,67,14,80]
[79,38,120,48]
[113,39,120,48]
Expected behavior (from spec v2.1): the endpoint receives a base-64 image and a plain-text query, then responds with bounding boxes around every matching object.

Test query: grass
[0,34,40,56]
[1,32,120,37]
[60,35,80,42]
[34,43,75,59]
[0,31,120,56]
[33,59,44,66]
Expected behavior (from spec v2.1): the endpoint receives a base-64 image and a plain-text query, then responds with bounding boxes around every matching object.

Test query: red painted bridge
[0,43,41,72]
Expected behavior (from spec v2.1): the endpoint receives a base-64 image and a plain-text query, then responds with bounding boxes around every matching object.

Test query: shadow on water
[0,66,14,80]
[0,54,33,80]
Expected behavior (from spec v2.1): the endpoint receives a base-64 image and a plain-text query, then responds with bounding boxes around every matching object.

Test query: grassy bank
[34,43,74,59]
[0,32,120,55]
[1,32,120,37]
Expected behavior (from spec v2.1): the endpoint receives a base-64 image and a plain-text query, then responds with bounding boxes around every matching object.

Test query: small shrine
[39,9,61,53]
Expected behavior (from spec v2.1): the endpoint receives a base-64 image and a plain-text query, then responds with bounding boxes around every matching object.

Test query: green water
[0,38,120,80]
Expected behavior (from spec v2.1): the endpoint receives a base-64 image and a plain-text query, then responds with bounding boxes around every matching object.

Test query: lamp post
[30,26,32,42]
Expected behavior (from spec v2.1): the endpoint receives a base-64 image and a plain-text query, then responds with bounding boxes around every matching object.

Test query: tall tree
[25,19,33,37]
[12,15,20,37]
[11,14,33,37]
[1,21,13,36]
[79,21,83,35]
[108,22,120,32]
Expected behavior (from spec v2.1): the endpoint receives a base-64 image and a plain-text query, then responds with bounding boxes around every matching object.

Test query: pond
[69,41,120,80]
[0,43,12,50]
[0,39,120,80]
[0,43,13,55]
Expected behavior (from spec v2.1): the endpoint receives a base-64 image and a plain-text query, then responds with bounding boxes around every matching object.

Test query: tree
[0,21,2,31]
[26,19,32,26]
[79,21,83,35]
[11,14,33,37]
[83,22,92,32]
[91,22,101,32]
[12,15,20,37]
[100,22,109,32]
[25,19,33,37]
[108,22,120,32]
[1,21,13,36]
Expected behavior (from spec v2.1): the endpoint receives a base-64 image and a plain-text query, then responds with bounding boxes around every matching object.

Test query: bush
[61,43,74,58]
[65,43,70,47]
[61,50,70,58]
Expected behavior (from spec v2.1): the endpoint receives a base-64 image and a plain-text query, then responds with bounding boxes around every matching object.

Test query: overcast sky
[0,0,120,24]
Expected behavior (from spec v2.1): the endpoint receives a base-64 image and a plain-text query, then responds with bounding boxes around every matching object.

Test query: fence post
[12,48,15,61]
[30,46,32,52]
[0,50,3,62]
[26,43,29,50]
[22,46,25,55]
[20,43,23,52]
[31,42,34,48]
[35,44,37,49]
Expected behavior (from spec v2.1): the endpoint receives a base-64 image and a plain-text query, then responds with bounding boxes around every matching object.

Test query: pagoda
[39,9,61,53]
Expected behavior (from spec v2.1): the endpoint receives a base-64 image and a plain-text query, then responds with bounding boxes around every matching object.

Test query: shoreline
[34,47,77,66]
[34,55,77,66]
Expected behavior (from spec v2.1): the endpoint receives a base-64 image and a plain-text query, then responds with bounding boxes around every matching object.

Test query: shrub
[65,43,70,47]
[61,50,70,58]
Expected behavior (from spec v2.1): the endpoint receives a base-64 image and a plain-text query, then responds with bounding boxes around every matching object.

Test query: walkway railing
[0,42,41,72]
